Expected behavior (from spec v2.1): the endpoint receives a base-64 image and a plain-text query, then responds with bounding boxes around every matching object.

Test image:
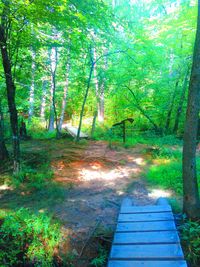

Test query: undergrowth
[179,219,200,267]
[0,208,61,267]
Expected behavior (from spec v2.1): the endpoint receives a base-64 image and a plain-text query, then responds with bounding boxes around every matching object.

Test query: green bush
[12,165,53,190]
[179,220,200,267]
[26,118,56,139]
[0,208,61,267]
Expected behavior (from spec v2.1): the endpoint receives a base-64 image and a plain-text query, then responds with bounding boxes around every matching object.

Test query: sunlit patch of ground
[148,188,172,199]
[0,139,172,267]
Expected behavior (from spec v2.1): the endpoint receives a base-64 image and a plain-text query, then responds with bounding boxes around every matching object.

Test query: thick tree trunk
[182,0,200,219]
[58,53,70,131]
[40,80,48,120]
[0,103,9,161]
[165,81,179,132]
[28,47,36,122]
[173,69,189,134]
[0,11,20,173]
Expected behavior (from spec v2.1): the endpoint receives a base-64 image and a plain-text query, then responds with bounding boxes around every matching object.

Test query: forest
[0,0,200,266]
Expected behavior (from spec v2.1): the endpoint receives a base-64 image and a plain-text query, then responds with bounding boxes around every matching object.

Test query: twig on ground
[78,220,101,258]
[107,199,120,207]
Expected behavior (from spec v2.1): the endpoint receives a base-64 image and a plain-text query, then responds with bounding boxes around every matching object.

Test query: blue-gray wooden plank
[116,221,177,232]
[120,205,172,214]
[118,212,174,222]
[108,260,188,267]
[110,244,184,259]
[113,231,180,244]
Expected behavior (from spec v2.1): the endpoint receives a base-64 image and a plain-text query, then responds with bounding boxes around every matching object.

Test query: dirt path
[53,141,155,233]
[1,139,169,266]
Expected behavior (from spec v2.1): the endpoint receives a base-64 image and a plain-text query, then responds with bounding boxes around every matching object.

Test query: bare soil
[0,139,168,266]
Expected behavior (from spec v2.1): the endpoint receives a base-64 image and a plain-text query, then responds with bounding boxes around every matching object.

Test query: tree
[182,0,200,219]
[0,101,9,161]
[0,1,20,172]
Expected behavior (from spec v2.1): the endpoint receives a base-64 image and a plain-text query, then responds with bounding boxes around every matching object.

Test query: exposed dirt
[52,141,155,231]
[0,139,172,266]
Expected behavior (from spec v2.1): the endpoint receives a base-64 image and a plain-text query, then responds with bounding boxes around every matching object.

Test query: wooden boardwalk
[64,124,88,138]
[108,198,187,267]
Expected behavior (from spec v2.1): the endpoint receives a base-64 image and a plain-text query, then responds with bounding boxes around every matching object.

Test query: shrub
[12,165,53,190]
[0,208,61,267]
[179,220,200,267]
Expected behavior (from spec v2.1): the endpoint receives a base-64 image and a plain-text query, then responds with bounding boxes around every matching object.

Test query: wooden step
[110,244,184,260]
[118,212,174,222]
[113,231,180,244]
[120,205,172,214]
[108,260,187,267]
[107,198,187,267]
[117,221,177,232]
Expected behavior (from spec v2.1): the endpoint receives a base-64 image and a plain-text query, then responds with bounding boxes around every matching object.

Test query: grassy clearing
[145,146,200,195]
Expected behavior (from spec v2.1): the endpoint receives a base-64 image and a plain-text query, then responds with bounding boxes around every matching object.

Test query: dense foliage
[0,0,200,266]
[0,209,61,266]
[0,0,198,140]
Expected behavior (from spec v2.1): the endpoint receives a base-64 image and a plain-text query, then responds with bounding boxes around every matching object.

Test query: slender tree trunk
[93,47,101,128]
[76,62,94,141]
[98,51,107,123]
[93,47,105,123]
[165,81,179,132]
[98,79,105,122]
[0,7,20,173]
[48,78,55,131]
[126,86,160,133]
[0,103,9,161]
[28,47,36,122]
[40,80,48,120]
[173,68,189,134]
[91,110,97,138]
[48,47,58,134]
[76,48,122,141]
[182,0,200,219]
[58,52,70,131]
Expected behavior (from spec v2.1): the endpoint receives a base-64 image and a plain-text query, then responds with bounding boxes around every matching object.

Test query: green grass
[92,125,182,147]
[145,146,200,195]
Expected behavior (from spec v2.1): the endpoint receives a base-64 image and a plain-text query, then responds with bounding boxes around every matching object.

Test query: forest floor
[0,138,174,266]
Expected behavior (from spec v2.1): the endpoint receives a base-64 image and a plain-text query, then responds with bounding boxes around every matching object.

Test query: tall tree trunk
[76,62,94,142]
[173,68,189,134]
[126,86,160,133]
[0,5,20,173]
[48,47,59,136]
[93,47,101,127]
[98,50,107,123]
[58,51,70,131]
[48,78,55,131]
[40,80,48,120]
[182,0,200,219]
[165,80,179,132]
[98,82,105,122]
[91,110,97,138]
[93,47,105,123]
[0,103,9,161]
[28,47,36,122]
